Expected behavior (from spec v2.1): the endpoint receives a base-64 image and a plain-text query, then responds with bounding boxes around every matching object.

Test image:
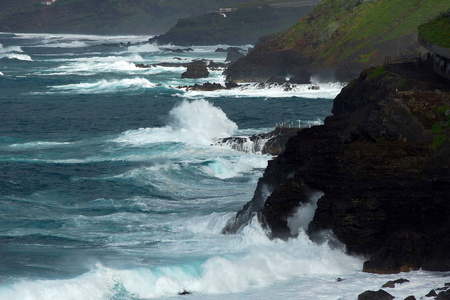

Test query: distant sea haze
[0,32,448,300]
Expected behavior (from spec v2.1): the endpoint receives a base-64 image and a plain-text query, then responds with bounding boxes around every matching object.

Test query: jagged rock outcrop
[181,61,209,79]
[214,127,302,156]
[225,48,245,62]
[223,63,450,273]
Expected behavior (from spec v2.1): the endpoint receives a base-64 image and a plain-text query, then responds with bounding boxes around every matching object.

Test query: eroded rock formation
[224,64,450,273]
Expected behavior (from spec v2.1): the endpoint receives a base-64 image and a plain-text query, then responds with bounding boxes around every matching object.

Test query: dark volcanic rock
[178,81,238,92]
[382,278,410,288]
[427,290,438,297]
[224,47,312,83]
[223,64,450,273]
[225,47,245,62]
[181,61,209,79]
[215,127,302,156]
[358,290,394,300]
[437,289,450,300]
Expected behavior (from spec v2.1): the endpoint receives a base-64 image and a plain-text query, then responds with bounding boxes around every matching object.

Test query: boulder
[225,47,245,62]
[181,61,209,79]
[358,289,394,300]
[437,289,450,300]
[382,278,410,288]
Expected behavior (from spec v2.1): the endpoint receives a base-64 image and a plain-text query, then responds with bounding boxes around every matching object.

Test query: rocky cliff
[0,0,244,35]
[148,3,315,46]
[223,63,450,274]
[225,0,450,83]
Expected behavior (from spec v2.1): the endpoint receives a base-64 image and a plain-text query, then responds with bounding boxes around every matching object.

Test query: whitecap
[39,40,89,48]
[49,77,156,94]
[9,141,72,150]
[0,44,32,61]
[127,43,161,53]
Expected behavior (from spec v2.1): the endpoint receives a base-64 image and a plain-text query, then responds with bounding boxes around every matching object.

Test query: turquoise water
[0,33,447,300]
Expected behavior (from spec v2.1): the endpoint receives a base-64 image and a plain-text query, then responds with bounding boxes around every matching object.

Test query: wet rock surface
[223,65,450,273]
[181,61,209,79]
[358,289,394,300]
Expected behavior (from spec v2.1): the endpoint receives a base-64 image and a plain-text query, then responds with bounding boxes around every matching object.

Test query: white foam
[127,43,161,53]
[200,155,269,179]
[49,77,156,94]
[0,44,32,61]
[9,141,72,150]
[40,40,89,48]
[0,217,363,300]
[0,71,3,76]
[115,99,238,146]
[287,191,323,235]
[180,82,345,99]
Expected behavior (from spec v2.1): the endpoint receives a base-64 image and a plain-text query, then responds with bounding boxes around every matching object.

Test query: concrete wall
[419,34,450,80]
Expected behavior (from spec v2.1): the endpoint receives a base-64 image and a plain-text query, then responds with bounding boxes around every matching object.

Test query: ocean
[0,32,448,300]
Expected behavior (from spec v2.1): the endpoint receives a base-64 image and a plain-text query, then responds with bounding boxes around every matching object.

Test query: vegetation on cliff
[418,9,450,48]
[226,0,450,82]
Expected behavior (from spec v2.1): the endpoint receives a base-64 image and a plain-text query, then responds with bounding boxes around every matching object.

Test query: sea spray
[168,99,238,144]
[116,99,238,146]
[287,191,323,235]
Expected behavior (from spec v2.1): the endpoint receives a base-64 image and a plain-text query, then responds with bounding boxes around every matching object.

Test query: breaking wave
[115,99,238,146]
[0,43,32,61]
[0,216,362,300]
[48,77,157,94]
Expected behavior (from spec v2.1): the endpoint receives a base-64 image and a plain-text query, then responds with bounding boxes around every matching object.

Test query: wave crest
[115,99,238,146]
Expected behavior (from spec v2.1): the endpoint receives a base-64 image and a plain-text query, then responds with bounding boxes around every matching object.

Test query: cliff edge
[225,0,450,83]
[223,62,450,274]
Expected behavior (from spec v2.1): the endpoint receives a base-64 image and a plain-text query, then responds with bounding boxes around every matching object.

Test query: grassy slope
[270,0,450,68]
[418,11,450,48]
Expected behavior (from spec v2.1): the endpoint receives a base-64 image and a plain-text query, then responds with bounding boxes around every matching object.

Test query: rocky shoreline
[223,62,450,279]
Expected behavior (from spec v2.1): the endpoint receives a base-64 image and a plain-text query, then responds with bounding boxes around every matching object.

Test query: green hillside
[226,0,450,82]
[418,9,450,48]
[277,0,450,66]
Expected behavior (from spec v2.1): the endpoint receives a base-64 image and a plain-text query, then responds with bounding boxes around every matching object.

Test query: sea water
[0,33,448,300]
